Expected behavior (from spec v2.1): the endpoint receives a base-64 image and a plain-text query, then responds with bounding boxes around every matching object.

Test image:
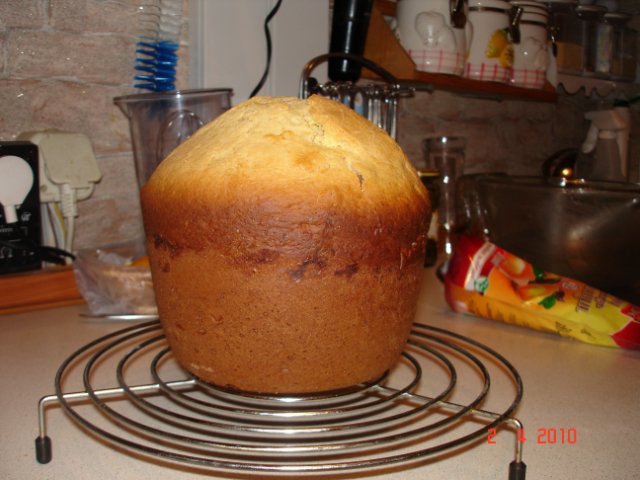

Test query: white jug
[509,1,549,89]
[465,0,516,83]
[396,0,470,76]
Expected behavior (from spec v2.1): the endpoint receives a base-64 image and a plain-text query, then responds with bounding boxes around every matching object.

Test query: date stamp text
[487,427,577,445]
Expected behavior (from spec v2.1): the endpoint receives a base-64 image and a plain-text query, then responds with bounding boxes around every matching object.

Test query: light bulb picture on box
[0,142,42,274]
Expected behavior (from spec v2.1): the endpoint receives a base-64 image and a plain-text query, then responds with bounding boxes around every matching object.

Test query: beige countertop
[1,269,639,480]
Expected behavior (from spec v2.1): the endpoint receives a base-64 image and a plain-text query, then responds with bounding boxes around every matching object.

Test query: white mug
[396,0,469,75]
[465,0,514,83]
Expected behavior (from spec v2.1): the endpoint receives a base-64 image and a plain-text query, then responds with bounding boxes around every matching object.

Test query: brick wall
[1,0,638,253]
[0,0,189,251]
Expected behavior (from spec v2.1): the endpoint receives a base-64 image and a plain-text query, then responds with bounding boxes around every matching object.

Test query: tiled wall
[1,0,638,253]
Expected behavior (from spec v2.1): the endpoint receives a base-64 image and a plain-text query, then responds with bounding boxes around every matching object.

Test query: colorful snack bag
[444,235,640,349]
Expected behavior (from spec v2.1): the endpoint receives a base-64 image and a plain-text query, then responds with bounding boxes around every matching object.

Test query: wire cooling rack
[35,320,526,479]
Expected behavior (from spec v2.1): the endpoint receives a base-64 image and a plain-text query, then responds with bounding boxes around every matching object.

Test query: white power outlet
[17,130,102,202]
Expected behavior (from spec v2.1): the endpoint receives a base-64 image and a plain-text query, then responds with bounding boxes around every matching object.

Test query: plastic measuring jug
[114,88,232,187]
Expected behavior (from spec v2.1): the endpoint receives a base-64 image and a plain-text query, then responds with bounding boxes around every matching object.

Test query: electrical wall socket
[16,130,101,203]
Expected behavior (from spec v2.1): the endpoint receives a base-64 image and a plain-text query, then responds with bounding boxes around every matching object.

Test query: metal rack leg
[35,379,196,464]
[388,388,528,479]
[34,434,52,464]
[504,418,527,480]
[35,394,57,464]
[509,460,527,480]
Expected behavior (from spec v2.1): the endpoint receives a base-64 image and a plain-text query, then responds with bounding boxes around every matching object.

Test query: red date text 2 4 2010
[487,427,577,445]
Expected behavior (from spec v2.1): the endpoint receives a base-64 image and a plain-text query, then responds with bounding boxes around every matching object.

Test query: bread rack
[299,53,418,139]
[35,320,527,479]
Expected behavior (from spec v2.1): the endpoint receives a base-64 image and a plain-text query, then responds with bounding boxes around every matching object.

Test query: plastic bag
[444,235,640,349]
[73,240,157,315]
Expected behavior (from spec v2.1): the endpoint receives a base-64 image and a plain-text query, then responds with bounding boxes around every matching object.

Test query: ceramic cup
[465,0,515,83]
[396,0,469,75]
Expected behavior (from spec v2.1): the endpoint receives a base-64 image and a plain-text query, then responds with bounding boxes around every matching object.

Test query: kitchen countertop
[1,269,639,480]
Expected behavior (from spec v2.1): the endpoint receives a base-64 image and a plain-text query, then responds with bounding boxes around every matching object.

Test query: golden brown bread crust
[141,95,430,394]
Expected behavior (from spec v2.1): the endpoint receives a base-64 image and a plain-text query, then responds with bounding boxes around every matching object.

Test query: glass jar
[555,4,606,76]
[576,5,608,76]
[417,169,440,267]
[542,0,577,66]
[617,27,638,82]
[596,12,635,81]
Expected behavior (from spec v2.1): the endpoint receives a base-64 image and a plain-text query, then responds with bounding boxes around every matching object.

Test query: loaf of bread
[141,95,430,394]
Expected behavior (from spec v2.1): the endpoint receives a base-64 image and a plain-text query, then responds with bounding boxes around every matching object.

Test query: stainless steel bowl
[471,175,640,304]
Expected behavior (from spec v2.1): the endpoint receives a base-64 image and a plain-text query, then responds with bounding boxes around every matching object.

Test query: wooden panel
[0,266,84,315]
[363,2,416,80]
[375,0,397,17]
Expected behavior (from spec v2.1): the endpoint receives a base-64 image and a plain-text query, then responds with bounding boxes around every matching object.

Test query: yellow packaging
[444,236,640,349]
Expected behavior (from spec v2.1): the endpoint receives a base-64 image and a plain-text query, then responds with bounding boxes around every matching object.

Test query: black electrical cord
[248,0,283,98]
[0,235,75,266]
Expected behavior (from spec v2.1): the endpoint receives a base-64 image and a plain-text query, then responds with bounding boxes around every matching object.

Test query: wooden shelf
[558,73,630,97]
[362,0,558,102]
[0,266,84,315]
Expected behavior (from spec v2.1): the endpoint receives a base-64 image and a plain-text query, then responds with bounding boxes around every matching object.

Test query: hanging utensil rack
[35,319,526,478]
[299,53,419,139]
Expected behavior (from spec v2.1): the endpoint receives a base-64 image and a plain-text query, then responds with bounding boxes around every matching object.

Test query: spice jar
[595,12,636,81]
[616,27,638,81]
[542,0,576,60]
[557,5,607,76]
